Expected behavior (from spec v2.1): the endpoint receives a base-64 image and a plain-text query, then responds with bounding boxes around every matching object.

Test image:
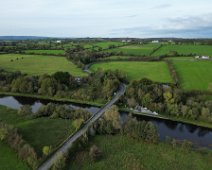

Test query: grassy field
[0,142,29,170]
[0,105,74,157]
[84,41,124,50]
[0,54,87,76]
[152,44,212,56]
[106,44,160,56]
[90,61,173,82]
[24,50,65,55]
[69,135,212,170]
[169,57,212,91]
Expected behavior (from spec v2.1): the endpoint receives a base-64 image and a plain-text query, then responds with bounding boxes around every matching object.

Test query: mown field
[152,44,212,56]
[169,57,212,91]
[106,44,160,56]
[69,135,212,170]
[0,105,75,157]
[0,54,87,76]
[90,61,173,82]
[0,142,29,170]
[24,49,65,55]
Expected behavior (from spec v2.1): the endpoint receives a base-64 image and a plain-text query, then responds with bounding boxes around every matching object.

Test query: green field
[25,50,65,55]
[170,57,212,91]
[0,142,29,170]
[0,54,87,76]
[0,105,74,157]
[90,61,173,82]
[84,41,124,50]
[152,44,212,56]
[69,135,212,170]
[106,44,160,56]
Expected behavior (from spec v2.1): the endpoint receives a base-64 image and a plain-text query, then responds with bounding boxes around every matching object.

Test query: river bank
[0,91,212,129]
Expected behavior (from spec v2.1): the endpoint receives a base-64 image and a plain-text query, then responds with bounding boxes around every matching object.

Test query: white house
[195,56,200,59]
[201,56,209,60]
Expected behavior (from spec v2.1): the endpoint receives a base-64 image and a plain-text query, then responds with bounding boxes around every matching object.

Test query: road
[37,83,126,170]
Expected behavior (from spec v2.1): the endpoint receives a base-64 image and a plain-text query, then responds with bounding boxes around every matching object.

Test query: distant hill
[0,36,50,40]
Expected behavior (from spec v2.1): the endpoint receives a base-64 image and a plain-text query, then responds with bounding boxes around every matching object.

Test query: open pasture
[84,41,125,50]
[106,44,160,56]
[90,61,173,83]
[152,44,212,56]
[0,54,87,76]
[24,49,65,55]
[169,57,212,91]
[69,135,212,170]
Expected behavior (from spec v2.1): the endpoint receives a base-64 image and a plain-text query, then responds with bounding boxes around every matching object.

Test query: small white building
[56,40,62,43]
[195,56,200,59]
[201,56,209,60]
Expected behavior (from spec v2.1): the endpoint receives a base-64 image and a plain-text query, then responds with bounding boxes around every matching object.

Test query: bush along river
[0,95,211,149]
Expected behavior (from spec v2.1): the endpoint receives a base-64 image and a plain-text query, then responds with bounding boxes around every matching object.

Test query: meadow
[0,54,87,76]
[90,61,173,83]
[69,135,212,170]
[0,105,75,157]
[24,49,65,55]
[169,57,212,91]
[152,44,212,56]
[0,142,29,170]
[106,44,160,56]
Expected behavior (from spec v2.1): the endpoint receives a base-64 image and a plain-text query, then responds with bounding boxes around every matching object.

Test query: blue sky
[0,0,212,38]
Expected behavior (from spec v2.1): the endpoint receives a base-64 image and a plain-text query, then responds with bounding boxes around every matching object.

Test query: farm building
[151,40,159,43]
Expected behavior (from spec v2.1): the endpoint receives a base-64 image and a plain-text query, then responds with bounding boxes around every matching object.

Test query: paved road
[37,83,126,170]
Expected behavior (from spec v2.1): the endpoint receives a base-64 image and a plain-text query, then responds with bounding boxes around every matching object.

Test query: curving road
[37,83,126,170]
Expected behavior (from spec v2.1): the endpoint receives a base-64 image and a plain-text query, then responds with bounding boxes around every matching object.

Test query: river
[0,95,211,149]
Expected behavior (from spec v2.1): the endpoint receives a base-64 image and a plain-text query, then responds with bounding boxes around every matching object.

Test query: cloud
[111,13,212,38]
[0,0,212,37]
[153,3,172,9]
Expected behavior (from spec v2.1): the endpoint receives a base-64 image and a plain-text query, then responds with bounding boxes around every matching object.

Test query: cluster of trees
[121,115,159,143]
[0,69,124,102]
[92,105,159,144]
[0,122,38,169]
[66,50,113,66]
[35,103,91,121]
[123,78,212,123]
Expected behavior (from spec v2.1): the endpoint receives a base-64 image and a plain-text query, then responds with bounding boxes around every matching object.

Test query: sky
[0,0,212,38]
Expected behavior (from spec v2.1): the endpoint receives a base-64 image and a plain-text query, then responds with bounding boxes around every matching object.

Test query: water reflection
[0,95,211,149]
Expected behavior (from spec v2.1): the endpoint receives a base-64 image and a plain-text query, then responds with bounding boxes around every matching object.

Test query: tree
[51,153,67,170]
[18,105,32,116]
[104,105,121,130]
[72,118,84,130]
[42,146,52,156]
[127,98,137,108]
[53,72,70,85]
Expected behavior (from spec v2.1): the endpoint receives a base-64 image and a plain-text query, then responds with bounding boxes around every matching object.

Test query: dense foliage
[0,69,125,102]
[123,78,212,123]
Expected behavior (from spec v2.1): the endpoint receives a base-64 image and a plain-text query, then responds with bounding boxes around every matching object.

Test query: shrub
[51,153,67,170]
[89,145,102,161]
[18,105,32,116]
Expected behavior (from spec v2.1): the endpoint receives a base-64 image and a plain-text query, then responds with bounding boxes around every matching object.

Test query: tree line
[0,69,126,102]
[122,78,212,124]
